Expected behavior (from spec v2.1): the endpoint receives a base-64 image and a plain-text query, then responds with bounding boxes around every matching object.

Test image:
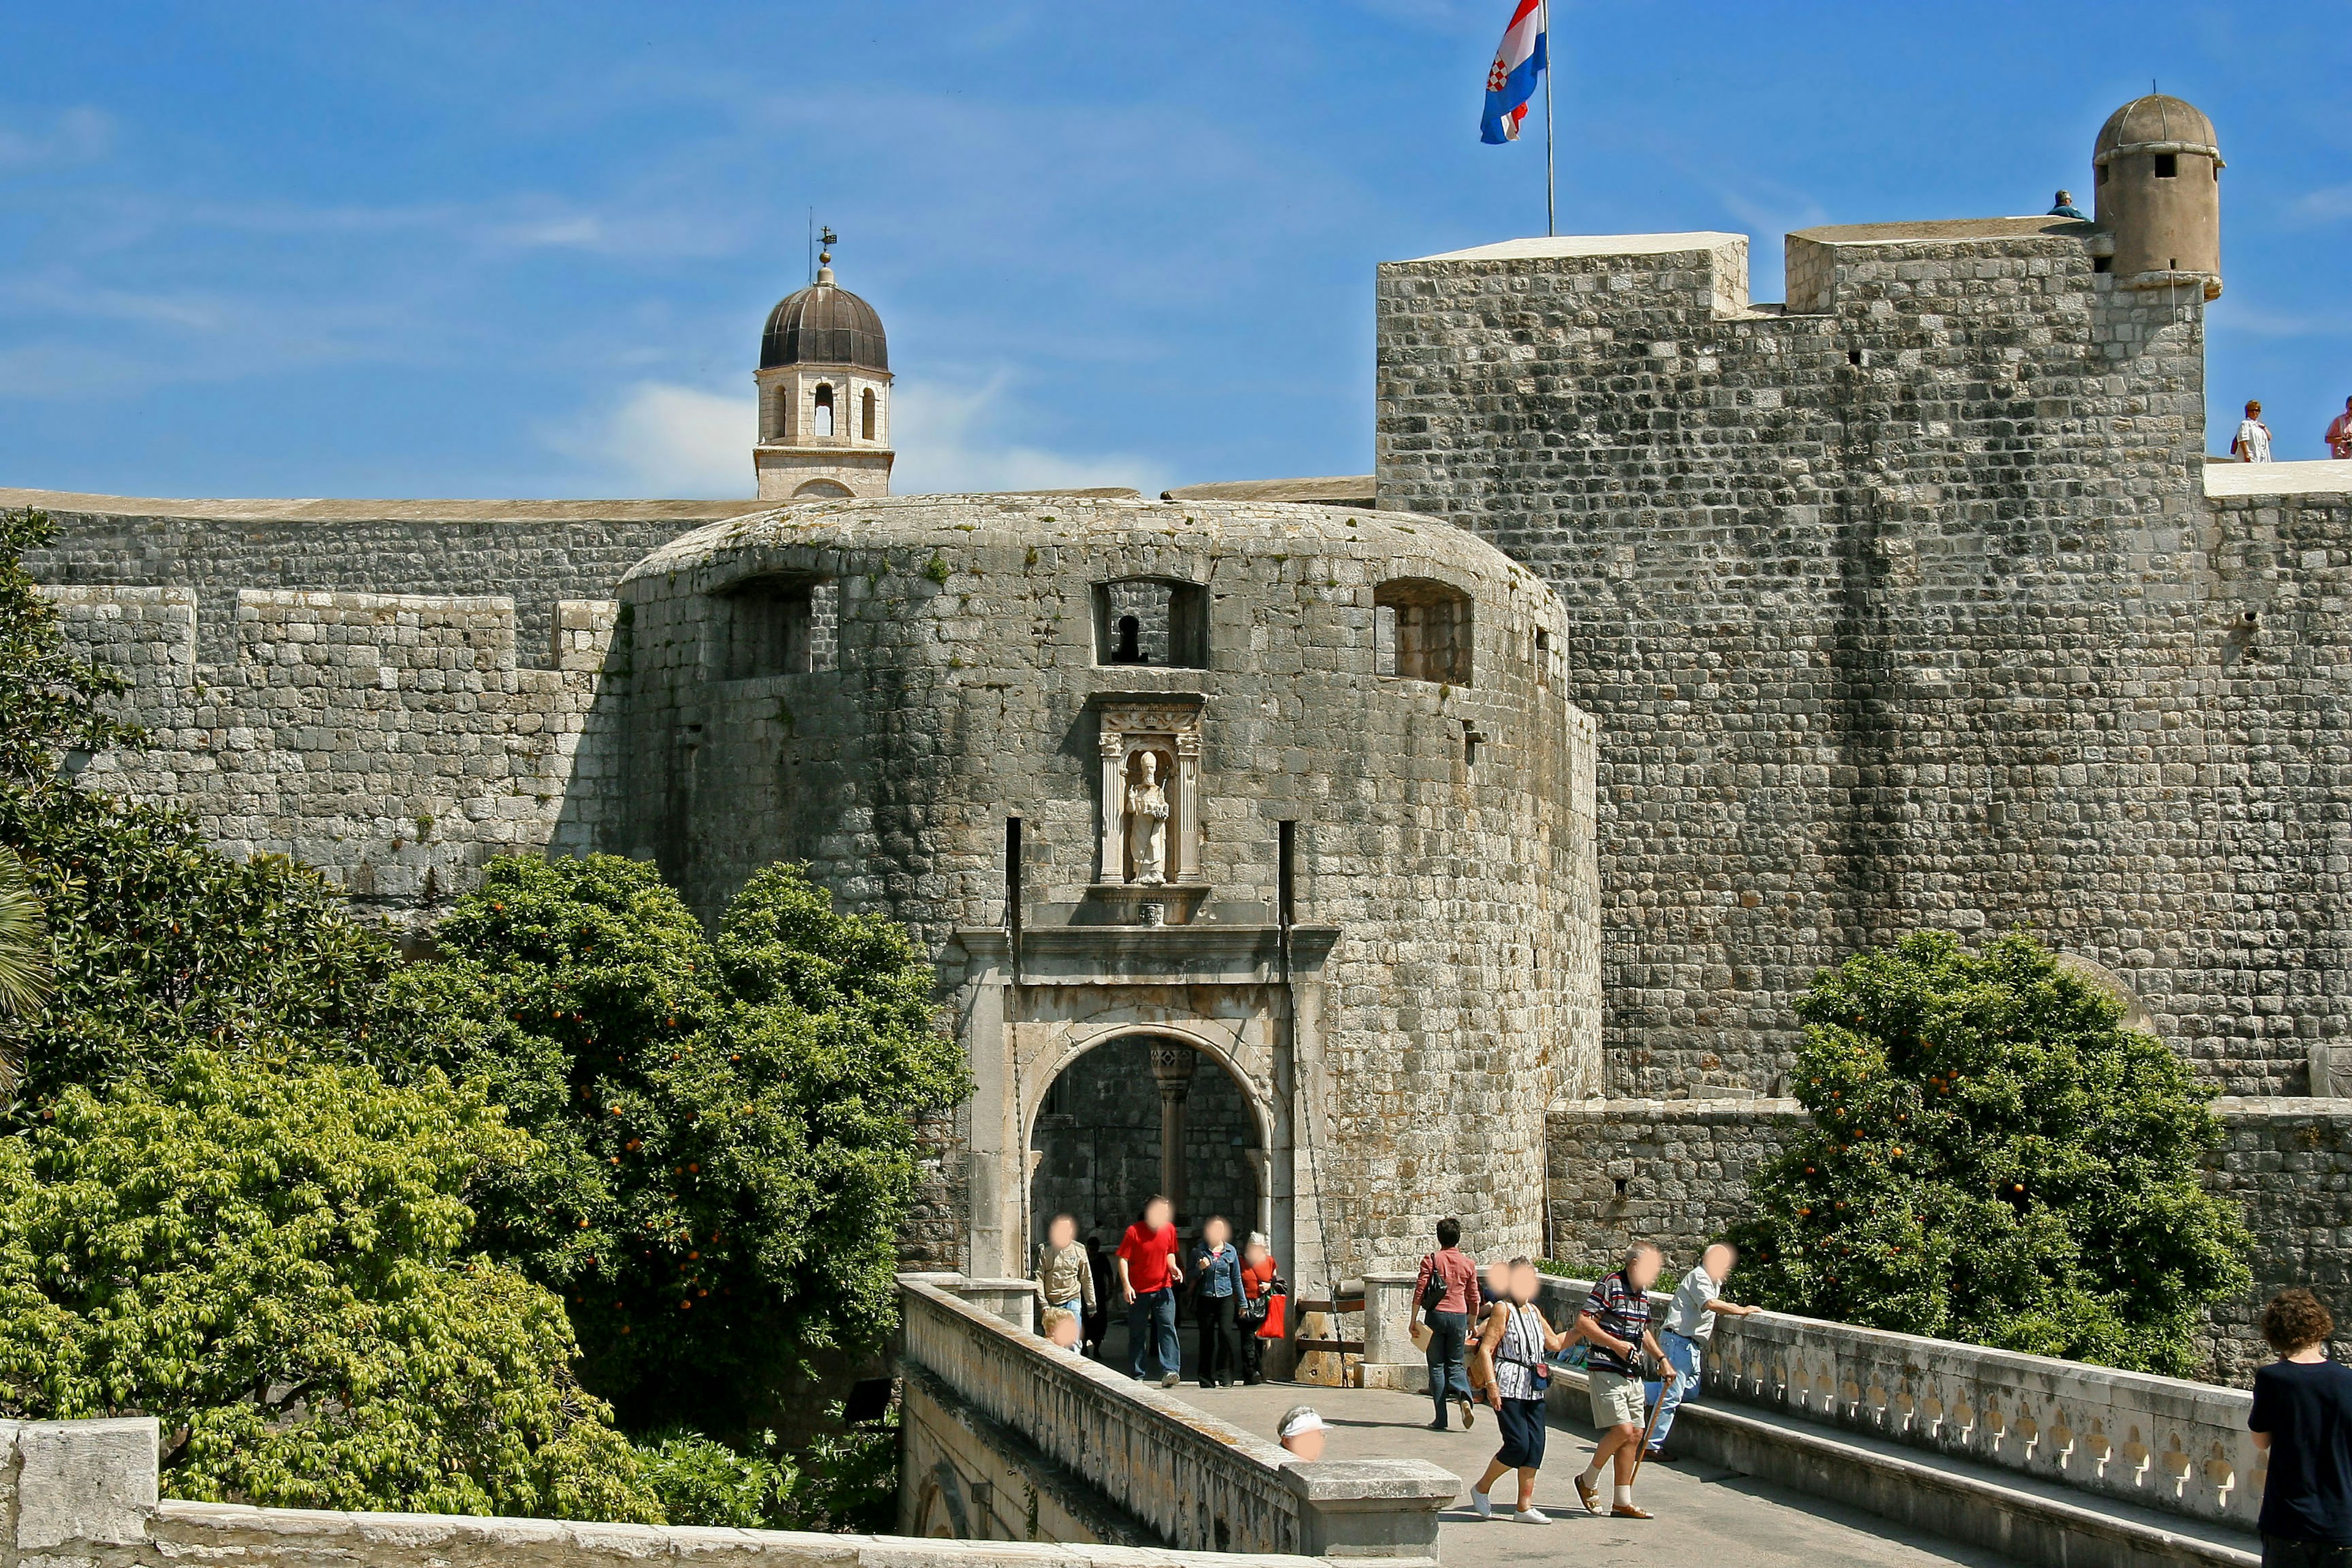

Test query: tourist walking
[1414,1216,1483,1431]
[1193,1215,1245,1388]
[1117,1195,1185,1385]
[2328,396,2352,460]
[1035,1212,1095,1330]
[2250,1289,2352,1566]
[1646,1242,1759,1462]
[2236,400,2275,462]
[1574,1242,1667,1519]
[1468,1258,1570,1525]
[1238,1232,1281,1385]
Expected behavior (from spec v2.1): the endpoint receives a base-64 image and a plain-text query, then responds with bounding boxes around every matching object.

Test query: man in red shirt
[2329,396,2352,461]
[1117,1194,1184,1385]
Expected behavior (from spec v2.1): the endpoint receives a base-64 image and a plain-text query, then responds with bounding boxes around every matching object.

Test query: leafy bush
[381,854,968,1434]
[790,1404,901,1533]
[636,1429,795,1528]
[1730,930,2252,1376]
[0,1052,658,1519]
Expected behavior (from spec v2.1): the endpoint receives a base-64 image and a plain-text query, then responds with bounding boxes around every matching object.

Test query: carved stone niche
[1096,696,1203,890]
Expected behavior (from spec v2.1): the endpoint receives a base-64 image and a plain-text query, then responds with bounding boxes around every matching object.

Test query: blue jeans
[1424,1310,1471,1419]
[1128,1287,1179,1379]
[1649,1329,1702,1448]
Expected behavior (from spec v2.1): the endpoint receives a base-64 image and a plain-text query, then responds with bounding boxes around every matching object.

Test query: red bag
[1257,1291,1287,1340]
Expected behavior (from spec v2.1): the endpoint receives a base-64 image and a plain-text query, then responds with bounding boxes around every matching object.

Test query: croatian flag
[1479,0,1547,145]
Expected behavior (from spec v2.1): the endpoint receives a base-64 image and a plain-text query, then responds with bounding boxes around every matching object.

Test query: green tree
[382,854,968,1434]
[0,1052,658,1520]
[1730,930,2252,1376]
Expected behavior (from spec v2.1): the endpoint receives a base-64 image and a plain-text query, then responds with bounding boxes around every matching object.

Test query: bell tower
[753,232,894,500]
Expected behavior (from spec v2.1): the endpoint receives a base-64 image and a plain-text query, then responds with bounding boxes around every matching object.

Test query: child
[1042,1306,1084,1356]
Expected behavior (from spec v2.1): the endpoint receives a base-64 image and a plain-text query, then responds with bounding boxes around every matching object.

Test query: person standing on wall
[1238,1232,1281,1385]
[1414,1216,1483,1431]
[1035,1212,1095,1335]
[1467,1258,1571,1524]
[2249,1288,2352,1567]
[2236,400,2275,462]
[1574,1242,1667,1520]
[2328,396,2352,461]
[1645,1242,1759,1463]
[1193,1214,1246,1388]
[1117,1194,1185,1386]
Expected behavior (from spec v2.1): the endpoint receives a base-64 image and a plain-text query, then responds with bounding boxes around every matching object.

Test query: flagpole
[1540,0,1555,236]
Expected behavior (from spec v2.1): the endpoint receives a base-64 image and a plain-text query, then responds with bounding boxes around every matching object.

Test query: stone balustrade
[1513,1277,2262,1535]
[897,1275,1455,1558]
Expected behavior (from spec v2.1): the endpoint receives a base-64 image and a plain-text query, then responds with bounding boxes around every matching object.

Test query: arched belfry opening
[1028,1034,1265,1250]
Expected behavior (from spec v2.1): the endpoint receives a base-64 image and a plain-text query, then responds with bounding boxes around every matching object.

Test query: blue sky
[0,2,2344,500]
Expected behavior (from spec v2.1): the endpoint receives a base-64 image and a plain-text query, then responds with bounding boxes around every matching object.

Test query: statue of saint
[1125,752,1170,886]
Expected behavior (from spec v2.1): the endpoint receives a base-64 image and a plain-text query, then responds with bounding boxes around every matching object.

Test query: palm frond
[0,846,54,1020]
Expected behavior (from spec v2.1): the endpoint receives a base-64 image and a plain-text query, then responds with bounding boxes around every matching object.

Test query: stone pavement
[1174,1379,2026,1567]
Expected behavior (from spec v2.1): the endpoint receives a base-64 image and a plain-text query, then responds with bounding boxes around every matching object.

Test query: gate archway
[1026,1031,1268,1252]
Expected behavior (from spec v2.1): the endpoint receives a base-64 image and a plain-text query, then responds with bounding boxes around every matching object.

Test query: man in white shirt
[1645,1243,1759,1463]
[2234,400,2274,462]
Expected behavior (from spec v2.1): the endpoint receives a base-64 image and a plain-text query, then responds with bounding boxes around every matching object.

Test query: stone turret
[2094,92,2223,300]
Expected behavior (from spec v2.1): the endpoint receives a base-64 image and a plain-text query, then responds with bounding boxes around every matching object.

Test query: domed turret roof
[2094,94,2220,162]
[760,265,888,372]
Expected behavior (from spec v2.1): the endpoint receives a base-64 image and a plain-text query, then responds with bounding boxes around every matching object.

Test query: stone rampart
[45,584,620,930]
[0,1415,1330,1568]
[896,1275,1453,1557]
[1375,225,2323,1100]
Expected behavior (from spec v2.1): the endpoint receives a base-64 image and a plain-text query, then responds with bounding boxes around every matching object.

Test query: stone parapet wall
[897,1275,1453,1558]
[0,1414,1327,1568]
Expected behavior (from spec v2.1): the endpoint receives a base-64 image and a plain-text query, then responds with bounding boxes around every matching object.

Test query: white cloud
[545,374,1164,500]
[545,382,752,497]
[0,108,112,172]
[2290,184,2352,224]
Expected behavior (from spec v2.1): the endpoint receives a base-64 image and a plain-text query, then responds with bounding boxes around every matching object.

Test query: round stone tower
[2093,92,2222,300]
[612,493,1601,1284]
[752,237,894,501]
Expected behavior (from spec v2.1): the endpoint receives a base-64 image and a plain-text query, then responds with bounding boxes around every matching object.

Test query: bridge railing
[898,1273,1455,1559]
[1524,1275,2261,1534]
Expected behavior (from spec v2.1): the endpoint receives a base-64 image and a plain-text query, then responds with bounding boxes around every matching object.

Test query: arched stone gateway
[1027,1030,1273,1250]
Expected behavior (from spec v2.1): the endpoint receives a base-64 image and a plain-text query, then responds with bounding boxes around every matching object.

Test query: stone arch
[1024,1025,1271,1250]
[813,383,835,437]
[792,478,853,499]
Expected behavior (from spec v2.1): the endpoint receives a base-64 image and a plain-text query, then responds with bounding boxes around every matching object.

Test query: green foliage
[790,1405,900,1533]
[0,1052,658,1520]
[380,854,968,1434]
[636,1429,796,1528]
[1729,931,2253,1376]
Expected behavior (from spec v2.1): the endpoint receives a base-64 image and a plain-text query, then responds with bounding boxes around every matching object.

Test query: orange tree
[380,854,967,1436]
[1729,930,2250,1376]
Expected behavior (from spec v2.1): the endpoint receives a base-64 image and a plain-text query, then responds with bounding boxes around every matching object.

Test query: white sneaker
[1513,1507,1551,1525]
[1469,1490,1492,1520]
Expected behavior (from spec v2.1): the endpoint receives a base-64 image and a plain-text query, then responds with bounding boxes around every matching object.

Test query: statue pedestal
[1076,882,1212,925]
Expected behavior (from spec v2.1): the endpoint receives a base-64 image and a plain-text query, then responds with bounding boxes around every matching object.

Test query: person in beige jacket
[1036,1212,1096,1333]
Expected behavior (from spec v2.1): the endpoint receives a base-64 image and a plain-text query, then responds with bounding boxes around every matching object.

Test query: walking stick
[1625,1352,1668,1486]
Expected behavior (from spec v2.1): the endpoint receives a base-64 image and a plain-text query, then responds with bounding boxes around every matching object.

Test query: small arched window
[813,383,835,438]
[861,388,877,440]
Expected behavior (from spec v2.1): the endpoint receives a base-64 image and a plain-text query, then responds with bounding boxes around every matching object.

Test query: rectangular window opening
[2153,153,2177,179]
[722,577,835,678]
[1276,820,1296,930]
[1093,579,1208,668]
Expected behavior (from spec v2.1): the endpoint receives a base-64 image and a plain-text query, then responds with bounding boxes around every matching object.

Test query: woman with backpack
[1412,1217,1482,1431]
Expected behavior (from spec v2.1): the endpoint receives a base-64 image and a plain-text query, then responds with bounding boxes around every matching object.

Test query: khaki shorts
[1588,1367,1646,1429]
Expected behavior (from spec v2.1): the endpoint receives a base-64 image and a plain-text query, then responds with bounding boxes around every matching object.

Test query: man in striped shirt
[1574,1243,1666,1518]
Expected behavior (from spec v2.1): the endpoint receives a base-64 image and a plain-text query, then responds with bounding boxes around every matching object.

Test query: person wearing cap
[1278,1405,1327,1461]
